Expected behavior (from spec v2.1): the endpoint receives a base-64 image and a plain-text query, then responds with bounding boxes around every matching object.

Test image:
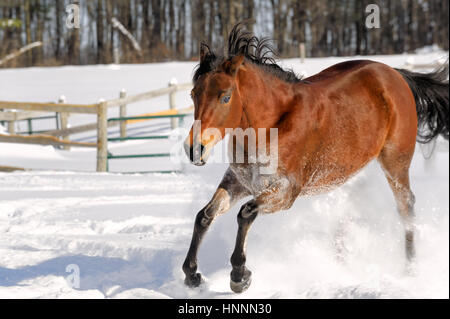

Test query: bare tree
[0,0,448,68]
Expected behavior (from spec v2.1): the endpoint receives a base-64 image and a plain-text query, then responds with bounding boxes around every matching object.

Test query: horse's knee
[195,189,233,229]
[194,209,214,229]
[238,200,259,221]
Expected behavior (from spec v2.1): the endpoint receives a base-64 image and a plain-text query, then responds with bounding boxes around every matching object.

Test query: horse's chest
[230,164,278,195]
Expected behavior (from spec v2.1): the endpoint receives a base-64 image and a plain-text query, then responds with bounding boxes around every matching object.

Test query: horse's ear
[226,54,245,76]
[199,42,211,62]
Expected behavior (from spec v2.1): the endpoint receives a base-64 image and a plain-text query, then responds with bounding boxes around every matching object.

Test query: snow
[0,49,448,298]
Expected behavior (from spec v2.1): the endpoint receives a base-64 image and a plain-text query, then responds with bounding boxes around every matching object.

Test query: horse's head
[184,44,246,165]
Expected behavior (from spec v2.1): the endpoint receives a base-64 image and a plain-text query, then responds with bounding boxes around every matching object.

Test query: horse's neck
[237,64,296,130]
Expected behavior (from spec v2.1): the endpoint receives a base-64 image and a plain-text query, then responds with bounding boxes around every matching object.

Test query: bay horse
[182,23,449,293]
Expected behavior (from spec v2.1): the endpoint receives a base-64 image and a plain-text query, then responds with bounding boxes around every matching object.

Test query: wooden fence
[3,59,443,172]
[0,110,55,134]
[0,81,193,172]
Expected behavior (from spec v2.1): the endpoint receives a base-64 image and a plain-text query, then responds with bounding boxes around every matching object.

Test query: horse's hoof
[230,270,252,293]
[184,273,202,288]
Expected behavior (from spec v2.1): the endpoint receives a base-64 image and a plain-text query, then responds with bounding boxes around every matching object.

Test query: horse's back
[304,60,377,83]
[291,60,417,195]
[303,59,416,139]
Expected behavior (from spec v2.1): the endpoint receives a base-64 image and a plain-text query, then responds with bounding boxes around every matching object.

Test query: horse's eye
[220,95,231,104]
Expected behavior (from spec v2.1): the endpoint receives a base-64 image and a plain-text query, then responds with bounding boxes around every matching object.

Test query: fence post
[58,95,70,150]
[96,101,108,172]
[27,118,33,135]
[119,89,127,139]
[7,118,15,134]
[169,78,178,130]
[299,43,306,64]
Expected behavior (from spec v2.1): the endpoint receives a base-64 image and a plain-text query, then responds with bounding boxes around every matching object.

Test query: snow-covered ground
[0,50,448,298]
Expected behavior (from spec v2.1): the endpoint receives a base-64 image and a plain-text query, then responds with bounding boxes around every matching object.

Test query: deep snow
[0,50,448,298]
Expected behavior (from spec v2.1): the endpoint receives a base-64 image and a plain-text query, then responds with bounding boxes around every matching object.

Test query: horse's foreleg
[183,170,248,287]
[182,188,228,287]
[230,180,293,293]
[230,200,258,293]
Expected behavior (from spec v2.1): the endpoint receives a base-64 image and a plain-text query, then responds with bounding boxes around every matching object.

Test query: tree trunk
[55,0,62,60]
[176,0,186,59]
[35,0,45,64]
[208,0,215,47]
[96,0,105,64]
[151,0,162,59]
[24,0,32,66]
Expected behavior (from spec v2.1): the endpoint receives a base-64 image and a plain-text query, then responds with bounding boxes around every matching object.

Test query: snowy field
[0,49,448,298]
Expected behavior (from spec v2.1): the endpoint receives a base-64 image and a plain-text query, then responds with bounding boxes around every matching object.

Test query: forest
[0,0,448,68]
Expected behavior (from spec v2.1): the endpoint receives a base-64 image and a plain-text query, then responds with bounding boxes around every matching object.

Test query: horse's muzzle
[184,142,206,166]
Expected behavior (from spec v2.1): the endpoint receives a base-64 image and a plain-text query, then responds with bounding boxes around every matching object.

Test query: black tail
[396,64,449,143]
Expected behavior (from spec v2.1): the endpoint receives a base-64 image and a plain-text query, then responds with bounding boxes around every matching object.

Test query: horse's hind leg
[378,144,416,266]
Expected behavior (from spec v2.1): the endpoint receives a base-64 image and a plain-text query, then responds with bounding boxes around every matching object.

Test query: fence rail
[105,83,192,108]
[0,109,59,134]
[41,105,193,137]
[106,113,190,173]
[0,165,25,172]
[0,81,193,172]
[0,111,49,121]
[0,101,98,114]
[0,133,97,148]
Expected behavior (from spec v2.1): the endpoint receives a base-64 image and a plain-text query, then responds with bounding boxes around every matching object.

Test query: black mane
[193,22,303,84]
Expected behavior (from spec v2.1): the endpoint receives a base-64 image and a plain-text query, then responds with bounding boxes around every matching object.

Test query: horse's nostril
[190,145,196,162]
[200,144,205,157]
